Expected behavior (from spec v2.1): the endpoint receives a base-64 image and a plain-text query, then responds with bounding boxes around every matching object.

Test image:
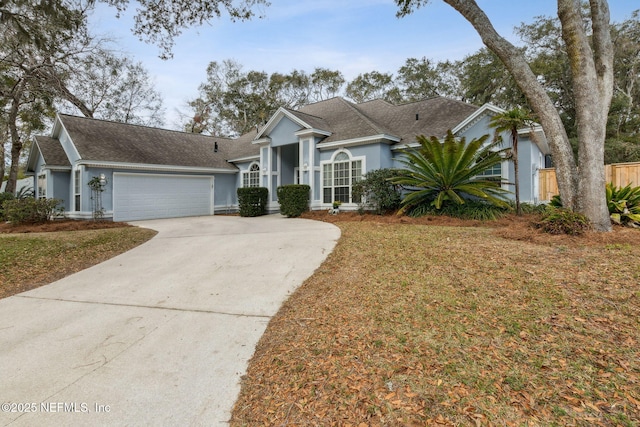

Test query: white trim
[37,170,47,199]
[316,134,400,150]
[41,165,72,171]
[241,162,261,188]
[294,128,332,138]
[319,148,366,207]
[54,114,82,160]
[73,166,82,212]
[255,107,314,140]
[391,142,421,151]
[252,137,271,145]
[228,154,260,163]
[76,160,236,174]
[451,103,506,135]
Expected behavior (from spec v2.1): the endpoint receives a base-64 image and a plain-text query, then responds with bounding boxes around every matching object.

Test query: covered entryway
[113,173,214,221]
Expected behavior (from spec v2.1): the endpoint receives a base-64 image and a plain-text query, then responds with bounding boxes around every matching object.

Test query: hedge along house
[26,114,257,221]
[252,97,551,211]
[27,97,551,221]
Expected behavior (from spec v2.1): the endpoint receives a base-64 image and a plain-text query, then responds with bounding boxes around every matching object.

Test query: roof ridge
[337,97,394,136]
[57,114,233,141]
[285,107,326,122]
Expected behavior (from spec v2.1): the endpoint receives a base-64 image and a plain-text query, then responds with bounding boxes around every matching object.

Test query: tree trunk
[443,0,612,231]
[4,93,23,195]
[558,0,613,231]
[512,132,521,215]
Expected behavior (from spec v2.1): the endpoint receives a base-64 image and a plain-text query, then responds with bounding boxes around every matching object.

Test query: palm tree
[488,108,535,215]
[391,130,511,216]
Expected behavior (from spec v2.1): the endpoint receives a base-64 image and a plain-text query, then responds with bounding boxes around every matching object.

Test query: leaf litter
[231,212,640,426]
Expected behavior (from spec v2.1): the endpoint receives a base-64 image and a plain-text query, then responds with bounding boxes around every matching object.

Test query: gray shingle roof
[34,136,71,167]
[353,97,479,144]
[282,97,479,145]
[296,97,398,143]
[58,114,258,170]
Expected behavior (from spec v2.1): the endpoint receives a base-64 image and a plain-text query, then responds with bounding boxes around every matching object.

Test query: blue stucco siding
[457,115,494,142]
[81,167,114,213]
[280,144,298,186]
[50,171,71,211]
[269,118,301,147]
[58,129,81,163]
[213,173,238,210]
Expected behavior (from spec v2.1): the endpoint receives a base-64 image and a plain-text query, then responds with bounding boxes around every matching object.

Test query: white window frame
[37,172,47,199]
[242,162,261,188]
[74,168,81,211]
[320,149,365,205]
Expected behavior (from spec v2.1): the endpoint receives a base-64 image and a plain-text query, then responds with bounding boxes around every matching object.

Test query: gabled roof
[33,136,71,168]
[296,97,399,143]
[357,97,479,143]
[255,96,482,147]
[55,114,258,170]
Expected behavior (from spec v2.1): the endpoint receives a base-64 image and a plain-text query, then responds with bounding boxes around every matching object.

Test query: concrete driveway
[0,215,340,426]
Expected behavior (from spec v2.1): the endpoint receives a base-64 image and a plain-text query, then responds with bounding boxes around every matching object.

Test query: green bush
[535,207,591,235]
[552,183,640,227]
[518,202,548,214]
[2,198,63,225]
[390,130,511,215]
[352,168,402,214]
[0,192,16,220]
[277,184,310,218]
[237,187,268,217]
[606,183,640,227]
[408,200,509,221]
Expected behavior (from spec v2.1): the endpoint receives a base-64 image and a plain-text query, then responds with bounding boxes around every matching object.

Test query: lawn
[0,223,157,298]
[231,215,640,426]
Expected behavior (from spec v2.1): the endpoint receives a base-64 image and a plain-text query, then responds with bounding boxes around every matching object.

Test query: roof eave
[295,128,332,138]
[76,160,238,174]
[316,134,401,151]
[227,154,260,163]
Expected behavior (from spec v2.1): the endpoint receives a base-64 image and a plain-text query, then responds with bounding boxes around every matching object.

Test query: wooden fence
[539,161,640,201]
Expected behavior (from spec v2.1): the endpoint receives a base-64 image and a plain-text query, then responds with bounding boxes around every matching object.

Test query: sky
[89,0,639,130]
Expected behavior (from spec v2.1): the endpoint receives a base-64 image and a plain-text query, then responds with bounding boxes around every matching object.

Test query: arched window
[321,150,363,204]
[242,163,261,187]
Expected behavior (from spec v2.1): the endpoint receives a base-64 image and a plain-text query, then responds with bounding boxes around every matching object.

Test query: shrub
[15,186,34,200]
[390,130,511,215]
[3,198,63,225]
[352,168,402,214]
[552,184,640,227]
[535,208,590,235]
[606,183,640,227]
[549,194,563,208]
[0,192,16,220]
[518,202,548,214]
[409,200,509,221]
[237,187,268,217]
[277,184,310,218]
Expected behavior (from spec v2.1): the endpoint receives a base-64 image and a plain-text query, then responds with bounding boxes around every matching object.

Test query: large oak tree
[396,0,615,231]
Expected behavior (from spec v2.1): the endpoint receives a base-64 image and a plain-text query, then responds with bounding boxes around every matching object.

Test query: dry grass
[0,222,156,298]
[232,212,640,426]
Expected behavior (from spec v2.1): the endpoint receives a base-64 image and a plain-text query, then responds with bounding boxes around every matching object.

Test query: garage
[113,173,214,221]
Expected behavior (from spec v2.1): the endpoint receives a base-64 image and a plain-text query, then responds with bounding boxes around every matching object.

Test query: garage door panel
[113,173,213,221]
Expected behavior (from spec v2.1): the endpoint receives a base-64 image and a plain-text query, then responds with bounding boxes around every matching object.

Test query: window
[242,163,261,187]
[322,151,363,204]
[74,169,81,211]
[37,173,46,198]
[476,163,502,182]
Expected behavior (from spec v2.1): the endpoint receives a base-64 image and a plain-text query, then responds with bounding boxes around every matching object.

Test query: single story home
[26,96,551,221]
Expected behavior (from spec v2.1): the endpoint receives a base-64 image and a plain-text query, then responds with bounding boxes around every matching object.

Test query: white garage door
[113,173,214,221]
